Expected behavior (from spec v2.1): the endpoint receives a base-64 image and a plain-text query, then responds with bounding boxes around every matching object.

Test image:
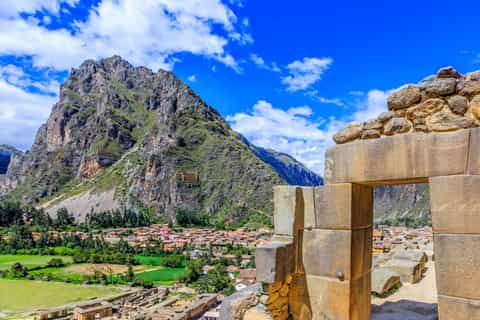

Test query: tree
[126,265,135,282]
[56,208,74,227]
[10,262,27,278]
[47,258,65,268]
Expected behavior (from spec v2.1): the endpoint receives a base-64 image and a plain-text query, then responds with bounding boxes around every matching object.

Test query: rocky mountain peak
[0,56,321,222]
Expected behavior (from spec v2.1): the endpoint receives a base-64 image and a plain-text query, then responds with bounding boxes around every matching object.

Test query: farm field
[0,255,73,270]
[0,279,121,316]
[135,267,187,285]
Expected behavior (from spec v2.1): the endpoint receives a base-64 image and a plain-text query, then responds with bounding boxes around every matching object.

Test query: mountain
[0,147,13,174]
[0,56,321,223]
[374,184,431,227]
[242,138,323,186]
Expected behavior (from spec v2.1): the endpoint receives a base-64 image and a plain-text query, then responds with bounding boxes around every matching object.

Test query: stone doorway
[256,129,480,320]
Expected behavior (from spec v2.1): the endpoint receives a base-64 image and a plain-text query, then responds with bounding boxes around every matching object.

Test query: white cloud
[0,0,79,18]
[227,90,389,174]
[0,0,249,150]
[305,90,344,107]
[249,53,281,72]
[282,57,333,92]
[0,77,56,150]
[0,0,243,72]
[0,64,60,95]
[349,90,365,96]
[187,74,197,82]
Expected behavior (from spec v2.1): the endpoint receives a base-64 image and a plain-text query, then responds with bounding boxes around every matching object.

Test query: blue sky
[1,0,480,174]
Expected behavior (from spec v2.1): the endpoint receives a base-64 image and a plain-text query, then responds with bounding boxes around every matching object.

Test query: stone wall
[333,66,480,144]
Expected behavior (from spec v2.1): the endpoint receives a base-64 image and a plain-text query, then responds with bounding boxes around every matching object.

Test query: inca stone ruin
[256,66,480,320]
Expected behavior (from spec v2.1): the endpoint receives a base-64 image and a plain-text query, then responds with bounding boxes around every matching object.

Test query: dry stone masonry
[333,66,480,144]
[256,66,480,320]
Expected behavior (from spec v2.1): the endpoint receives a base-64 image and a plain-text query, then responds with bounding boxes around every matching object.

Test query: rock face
[371,268,400,296]
[0,56,321,222]
[334,66,480,144]
[219,284,261,320]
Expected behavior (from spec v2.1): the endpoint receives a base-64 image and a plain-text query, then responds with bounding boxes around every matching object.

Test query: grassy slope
[0,279,120,313]
[0,255,73,271]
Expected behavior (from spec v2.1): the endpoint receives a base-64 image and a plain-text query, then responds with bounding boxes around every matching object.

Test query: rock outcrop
[0,56,321,221]
[333,66,480,144]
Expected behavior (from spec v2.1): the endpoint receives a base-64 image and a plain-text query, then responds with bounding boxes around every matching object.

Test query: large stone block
[273,186,303,236]
[306,274,371,320]
[302,228,372,281]
[302,187,316,230]
[434,234,480,300]
[430,175,480,234]
[324,130,469,184]
[306,184,372,230]
[467,127,480,174]
[438,295,480,320]
[256,239,294,284]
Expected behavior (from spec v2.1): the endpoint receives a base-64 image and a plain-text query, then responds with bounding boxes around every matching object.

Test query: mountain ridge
[0,56,321,223]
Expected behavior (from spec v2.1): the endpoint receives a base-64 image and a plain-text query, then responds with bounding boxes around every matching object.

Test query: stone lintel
[306,274,371,320]
[434,234,480,300]
[324,130,469,184]
[438,295,480,320]
[302,228,372,281]
[255,240,294,284]
[304,184,372,230]
[430,175,480,234]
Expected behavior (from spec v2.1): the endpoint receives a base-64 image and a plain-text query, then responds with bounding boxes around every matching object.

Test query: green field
[0,279,120,315]
[0,255,73,270]
[135,267,187,284]
[135,255,165,266]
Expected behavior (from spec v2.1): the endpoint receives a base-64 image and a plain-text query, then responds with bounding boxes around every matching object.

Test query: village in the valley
[28,223,434,320]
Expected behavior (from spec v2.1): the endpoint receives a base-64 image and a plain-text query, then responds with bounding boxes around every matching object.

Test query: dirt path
[372,261,438,320]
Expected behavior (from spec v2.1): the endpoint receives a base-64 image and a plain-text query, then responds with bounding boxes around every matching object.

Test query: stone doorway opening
[257,129,480,320]
[371,183,437,320]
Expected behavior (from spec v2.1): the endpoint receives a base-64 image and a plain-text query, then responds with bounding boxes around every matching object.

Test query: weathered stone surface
[303,228,372,281]
[406,98,447,120]
[437,66,462,79]
[392,250,428,268]
[430,175,480,234]
[273,186,297,236]
[362,118,383,131]
[324,130,469,184]
[470,94,480,120]
[308,183,372,230]
[438,295,480,320]
[244,306,274,320]
[306,274,371,320]
[361,129,381,140]
[302,187,316,231]
[387,85,421,110]
[256,240,294,284]
[458,71,480,97]
[219,284,261,320]
[419,77,457,97]
[426,111,474,132]
[414,124,429,132]
[377,111,395,123]
[434,234,480,300]
[288,274,310,320]
[384,259,422,283]
[371,268,400,296]
[384,117,412,135]
[467,128,480,174]
[333,123,362,144]
[448,95,469,115]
